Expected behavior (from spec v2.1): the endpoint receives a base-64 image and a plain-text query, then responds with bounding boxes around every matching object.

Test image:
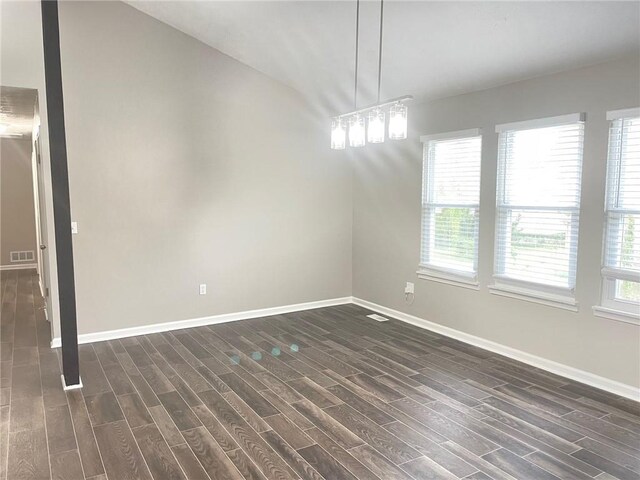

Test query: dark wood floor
[1,270,639,479]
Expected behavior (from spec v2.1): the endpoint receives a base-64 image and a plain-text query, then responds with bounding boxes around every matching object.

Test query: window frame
[490,113,585,310]
[418,128,482,289]
[594,108,640,325]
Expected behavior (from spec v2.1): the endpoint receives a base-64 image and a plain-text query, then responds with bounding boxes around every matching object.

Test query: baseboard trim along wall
[352,297,640,401]
[0,263,38,271]
[50,296,353,349]
[51,294,639,401]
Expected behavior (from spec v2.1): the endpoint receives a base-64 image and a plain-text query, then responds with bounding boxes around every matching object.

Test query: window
[418,129,482,287]
[595,108,640,323]
[491,113,585,310]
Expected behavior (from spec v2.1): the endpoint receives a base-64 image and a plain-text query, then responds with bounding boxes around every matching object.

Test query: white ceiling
[130,1,639,113]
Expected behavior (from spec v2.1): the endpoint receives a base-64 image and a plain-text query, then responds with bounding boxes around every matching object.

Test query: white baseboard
[50,296,352,349]
[0,263,37,271]
[61,374,82,391]
[49,294,639,401]
[352,297,640,401]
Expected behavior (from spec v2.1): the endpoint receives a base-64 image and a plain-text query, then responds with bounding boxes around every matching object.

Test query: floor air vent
[10,251,35,263]
[367,313,389,322]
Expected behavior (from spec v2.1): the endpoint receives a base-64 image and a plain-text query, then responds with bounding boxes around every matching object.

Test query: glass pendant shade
[389,102,408,140]
[367,108,385,143]
[330,118,346,150]
[349,114,366,147]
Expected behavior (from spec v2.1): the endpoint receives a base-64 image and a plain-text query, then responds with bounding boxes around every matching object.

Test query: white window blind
[493,114,584,302]
[419,130,481,284]
[600,110,640,317]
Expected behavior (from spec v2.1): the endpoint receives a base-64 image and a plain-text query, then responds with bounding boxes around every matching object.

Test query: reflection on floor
[1,269,639,479]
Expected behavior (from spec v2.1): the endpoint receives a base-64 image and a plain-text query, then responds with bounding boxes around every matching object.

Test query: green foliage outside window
[619,216,640,301]
[433,208,476,264]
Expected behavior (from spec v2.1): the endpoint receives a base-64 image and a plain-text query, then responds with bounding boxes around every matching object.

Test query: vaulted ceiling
[129,1,639,112]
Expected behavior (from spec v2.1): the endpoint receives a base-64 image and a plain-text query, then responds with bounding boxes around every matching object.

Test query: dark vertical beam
[41,0,79,386]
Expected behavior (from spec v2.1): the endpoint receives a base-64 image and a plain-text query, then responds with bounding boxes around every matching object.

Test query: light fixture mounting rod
[377,0,384,104]
[354,0,360,110]
[336,95,413,120]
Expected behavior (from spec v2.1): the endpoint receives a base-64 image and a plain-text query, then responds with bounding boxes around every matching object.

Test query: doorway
[0,85,51,336]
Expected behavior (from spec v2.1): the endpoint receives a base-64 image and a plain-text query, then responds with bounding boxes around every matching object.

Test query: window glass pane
[497,209,577,287]
[614,117,640,210]
[430,137,481,205]
[602,115,640,312]
[421,134,481,276]
[424,206,478,272]
[495,120,584,291]
[604,213,640,271]
[502,124,583,208]
[615,280,640,302]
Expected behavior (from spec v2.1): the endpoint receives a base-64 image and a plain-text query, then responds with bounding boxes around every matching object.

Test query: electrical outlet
[71,222,78,234]
[405,282,414,294]
[199,284,207,295]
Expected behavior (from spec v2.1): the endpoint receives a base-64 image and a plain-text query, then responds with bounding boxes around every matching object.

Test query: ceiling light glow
[367,108,385,143]
[389,102,408,140]
[349,114,366,147]
[331,117,346,150]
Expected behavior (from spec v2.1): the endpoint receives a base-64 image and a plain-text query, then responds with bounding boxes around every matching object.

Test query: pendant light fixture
[389,102,408,139]
[331,117,346,149]
[331,0,411,150]
[349,113,366,147]
[367,108,385,143]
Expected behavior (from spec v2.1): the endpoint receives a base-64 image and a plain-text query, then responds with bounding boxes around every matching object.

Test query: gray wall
[0,137,37,266]
[353,56,640,388]
[55,1,352,337]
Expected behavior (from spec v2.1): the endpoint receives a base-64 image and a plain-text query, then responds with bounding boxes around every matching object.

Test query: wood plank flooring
[1,269,639,479]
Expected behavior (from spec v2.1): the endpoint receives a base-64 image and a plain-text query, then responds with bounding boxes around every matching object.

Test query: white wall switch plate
[199,284,207,295]
[405,282,414,294]
[71,222,78,234]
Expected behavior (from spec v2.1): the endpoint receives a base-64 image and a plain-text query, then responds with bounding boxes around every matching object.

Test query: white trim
[420,128,481,143]
[61,374,82,391]
[606,107,640,121]
[50,296,352,348]
[0,263,38,271]
[352,297,640,401]
[416,268,479,290]
[50,296,640,400]
[489,283,578,312]
[600,276,639,316]
[601,266,640,283]
[593,306,640,326]
[495,113,585,133]
[601,277,640,316]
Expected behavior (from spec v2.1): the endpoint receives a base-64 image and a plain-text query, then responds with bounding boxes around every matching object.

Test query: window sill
[417,268,479,290]
[489,283,578,312]
[592,306,640,326]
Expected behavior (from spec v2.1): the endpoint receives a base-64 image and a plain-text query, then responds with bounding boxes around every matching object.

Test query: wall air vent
[366,313,389,322]
[10,251,35,263]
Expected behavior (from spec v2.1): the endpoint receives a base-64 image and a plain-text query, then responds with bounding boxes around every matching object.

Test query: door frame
[31,116,52,327]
